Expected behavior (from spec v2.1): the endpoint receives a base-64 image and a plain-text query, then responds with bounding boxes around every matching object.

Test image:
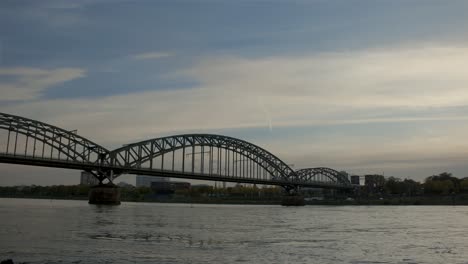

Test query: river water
[1,198,468,264]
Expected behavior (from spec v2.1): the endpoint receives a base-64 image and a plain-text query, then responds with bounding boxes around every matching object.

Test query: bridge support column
[88,184,121,205]
[281,186,305,206]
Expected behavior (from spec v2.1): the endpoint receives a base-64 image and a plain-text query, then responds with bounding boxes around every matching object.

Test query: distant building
[151,181,191,194]
[80,171,99,185]
[136,175,169,187]
[350,175,360,185]
[117,181,134,188]
[364,174,385,188]
[364,174,385,195]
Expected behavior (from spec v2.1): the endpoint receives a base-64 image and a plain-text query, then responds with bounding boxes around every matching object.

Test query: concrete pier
[281,195,305,206]
[88,184,121,205]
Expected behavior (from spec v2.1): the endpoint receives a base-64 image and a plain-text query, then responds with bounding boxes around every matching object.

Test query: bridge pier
[281,195,305,206]
[88,184,121,205]
[281,186,305,206]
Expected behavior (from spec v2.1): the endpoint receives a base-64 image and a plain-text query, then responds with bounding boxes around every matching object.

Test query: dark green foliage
[0,184,90,198]
[424,172,459,194]
[384,177,421,196]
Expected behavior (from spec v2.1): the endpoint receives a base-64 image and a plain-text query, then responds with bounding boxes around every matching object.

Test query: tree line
[1,172,468,201]
[361,172,468,197]
[0,184,283,202]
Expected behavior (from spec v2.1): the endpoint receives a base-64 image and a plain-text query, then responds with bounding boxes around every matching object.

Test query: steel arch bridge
[0,112,109,166]
[296,167,350,187]
[0,112,352,190]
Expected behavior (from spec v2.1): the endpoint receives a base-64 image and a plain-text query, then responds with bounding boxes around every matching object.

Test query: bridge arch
[0,112,355,190]
[0,112,109,163]
[295,167,351,186]
[109,134,296,181]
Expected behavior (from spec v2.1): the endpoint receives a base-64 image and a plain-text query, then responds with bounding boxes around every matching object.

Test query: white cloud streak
[3,44,468,179]
[4,45,468,139]
[0,67,86,101]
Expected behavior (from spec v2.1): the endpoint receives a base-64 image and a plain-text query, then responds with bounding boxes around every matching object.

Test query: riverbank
[2,194,468,205]
[0,194,282,205]
[307,195,468,205]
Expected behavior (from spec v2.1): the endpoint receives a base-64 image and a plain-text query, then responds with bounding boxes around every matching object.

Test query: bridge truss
[0,112,352,190]
[296,167,351,187]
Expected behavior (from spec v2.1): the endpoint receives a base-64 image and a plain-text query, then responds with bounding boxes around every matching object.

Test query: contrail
[257,96,273,133]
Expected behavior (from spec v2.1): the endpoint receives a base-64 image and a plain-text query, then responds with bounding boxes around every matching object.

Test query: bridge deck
[0,153,352,189]
[0,112,353,190]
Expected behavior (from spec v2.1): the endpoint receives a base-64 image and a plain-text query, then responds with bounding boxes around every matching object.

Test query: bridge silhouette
[0,112,352,192]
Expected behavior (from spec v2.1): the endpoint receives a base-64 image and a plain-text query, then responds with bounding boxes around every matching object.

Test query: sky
[2,0,468,185]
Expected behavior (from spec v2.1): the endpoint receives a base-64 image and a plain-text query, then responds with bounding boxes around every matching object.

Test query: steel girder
[0,112,109,163]
[0,112,354,189]
[295,167,351,187]
[108,134,296,181]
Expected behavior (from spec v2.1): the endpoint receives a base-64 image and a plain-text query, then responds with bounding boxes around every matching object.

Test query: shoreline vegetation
[2,172,468,206]
[2,195,468,206]
[2,192,468,206]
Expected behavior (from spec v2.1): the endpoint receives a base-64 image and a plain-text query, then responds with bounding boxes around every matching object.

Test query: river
[1,198,467,263]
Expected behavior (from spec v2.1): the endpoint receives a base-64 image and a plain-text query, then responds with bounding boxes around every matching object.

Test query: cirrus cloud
[3,44,468,181]
[0,67,86,101]
[3,44,468,142]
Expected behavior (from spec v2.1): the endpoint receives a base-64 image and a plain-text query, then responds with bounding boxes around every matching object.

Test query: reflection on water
[1,198,468,263]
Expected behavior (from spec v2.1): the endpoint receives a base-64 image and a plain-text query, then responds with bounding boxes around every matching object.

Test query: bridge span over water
[0,112,352,192]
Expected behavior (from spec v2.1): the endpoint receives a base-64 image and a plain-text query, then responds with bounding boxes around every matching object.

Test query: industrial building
[136,175,169,187]
[151,181,191,194]
[80,171,99,186]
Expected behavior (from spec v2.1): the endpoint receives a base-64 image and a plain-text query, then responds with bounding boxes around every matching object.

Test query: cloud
[0,67,86,101]
[3,44,468,180]
[183,45,468,109]
[4,44,468,139]
[131,52,173,60]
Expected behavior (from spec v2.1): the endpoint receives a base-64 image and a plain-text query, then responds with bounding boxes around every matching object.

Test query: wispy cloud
[183,45,468,109]
[0,67,86,101]
[4,44,468,138]
[3,44,468,180]
[131,52,173,61]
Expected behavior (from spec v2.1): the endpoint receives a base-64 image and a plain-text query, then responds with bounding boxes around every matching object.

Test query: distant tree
[174,189,190,197]
[425,172,458,194]
[339,171,349,180]
[460,178,468,193]
[402,179,421,196]
[385,177,403,195]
